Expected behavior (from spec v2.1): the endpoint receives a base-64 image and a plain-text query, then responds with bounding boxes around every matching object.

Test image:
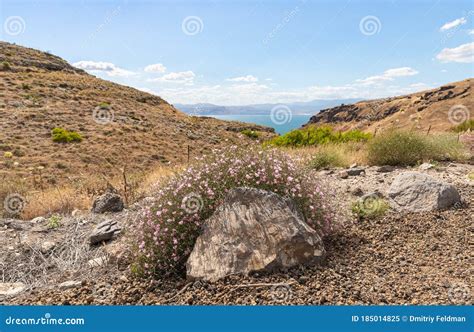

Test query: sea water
[211,114,312,135]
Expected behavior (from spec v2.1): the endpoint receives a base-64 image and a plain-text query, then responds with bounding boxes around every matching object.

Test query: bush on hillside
[367,130,467,166]
[1,61,11,71]
[51,127,83,143]
[310,148,346,170]
[266,125,371,147]
[451,119,474,133]
[132,146,342,277]
[241,129,259,139]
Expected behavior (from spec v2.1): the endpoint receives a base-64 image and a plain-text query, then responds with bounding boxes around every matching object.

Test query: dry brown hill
[0,42,274,187]
[306,79,472,133]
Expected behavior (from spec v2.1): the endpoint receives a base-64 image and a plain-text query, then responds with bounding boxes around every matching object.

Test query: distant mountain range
[175,99,362,116]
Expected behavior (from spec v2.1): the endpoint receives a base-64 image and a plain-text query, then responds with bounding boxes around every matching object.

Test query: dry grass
[2,163,178,220]
[22,187,90,220]
[283,142,367,168]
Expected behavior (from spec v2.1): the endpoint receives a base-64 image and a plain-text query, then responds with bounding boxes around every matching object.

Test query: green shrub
[367,130,430,166]
[310,149,346,170]
[427,134,469,162]
[98,102,111,109]
[241,129,259,139]
[451,120,474,133]
[1,61,11,71]
[266,125,371,147]
[47,214,62,229]
[367,130,467,166]
[51,127,83,143]
[351,196,389,220]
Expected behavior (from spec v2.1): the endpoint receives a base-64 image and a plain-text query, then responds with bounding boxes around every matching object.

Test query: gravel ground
[2,164,473,305]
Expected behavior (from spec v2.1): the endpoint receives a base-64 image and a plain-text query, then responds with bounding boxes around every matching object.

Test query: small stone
[91,192,124,214]
[89,219,121,245]
[30,216,46,224]
[376,165,395,173]
[352,187,364,196]
[88,256,109,268]
[346,167,366,176]
[350,163,358,168]
[419,163,434,170]
[0,282,25,297]
[41,241,56,253]
[59,280,82,290]
[339,170,349,179]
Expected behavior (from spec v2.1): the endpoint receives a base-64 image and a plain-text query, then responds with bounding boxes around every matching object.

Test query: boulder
[91,192,124,214]
[89,220,121,245]
[186,187,325,282]
[388,172,461,212]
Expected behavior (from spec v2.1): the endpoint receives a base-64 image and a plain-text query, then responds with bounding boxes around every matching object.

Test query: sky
[1,0,473,105]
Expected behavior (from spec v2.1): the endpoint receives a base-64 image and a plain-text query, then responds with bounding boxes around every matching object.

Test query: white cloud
[73,60,135,77]
[468,29,474,35]
[148,71,195,85]
[356,67,419,85]
[226,75,259,82]
[440,17,467,31]
[144,63,167,73]
[436,42,474,63]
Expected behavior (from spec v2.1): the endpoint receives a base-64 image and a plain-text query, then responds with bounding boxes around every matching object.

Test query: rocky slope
[0,42,274,187]
[306,79,472,133]
[2,162,472,305]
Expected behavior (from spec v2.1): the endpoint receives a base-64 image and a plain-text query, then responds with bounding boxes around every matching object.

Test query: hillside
[0,42,274,187]
[306,79,472,133]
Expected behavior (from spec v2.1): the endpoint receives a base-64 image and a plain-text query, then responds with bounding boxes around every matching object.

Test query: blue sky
[1,0,473,105]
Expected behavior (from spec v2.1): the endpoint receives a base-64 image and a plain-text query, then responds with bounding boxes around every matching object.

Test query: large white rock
[186,187,325,282]
[388,172,461,212]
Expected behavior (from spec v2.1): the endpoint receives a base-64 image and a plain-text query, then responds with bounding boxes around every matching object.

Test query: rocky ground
[1,162,472,305]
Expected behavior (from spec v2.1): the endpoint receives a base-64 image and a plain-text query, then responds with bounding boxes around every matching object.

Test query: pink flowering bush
[132,146,341,277]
